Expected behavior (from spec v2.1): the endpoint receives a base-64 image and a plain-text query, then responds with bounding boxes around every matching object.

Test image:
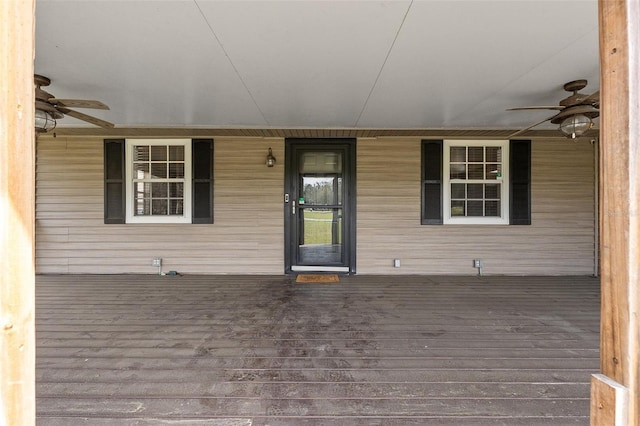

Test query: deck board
[36,274,599,424]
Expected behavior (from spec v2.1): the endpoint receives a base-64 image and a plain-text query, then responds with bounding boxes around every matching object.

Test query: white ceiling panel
[36,1,267,127]
[196,1,412,127]
[357,1,599,128]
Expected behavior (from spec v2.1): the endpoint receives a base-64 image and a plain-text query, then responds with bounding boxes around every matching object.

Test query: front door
[285,139,356,273]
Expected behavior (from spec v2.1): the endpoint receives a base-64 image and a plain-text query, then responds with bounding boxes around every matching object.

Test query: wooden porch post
[0,0,36,425]
[592,0,639,425]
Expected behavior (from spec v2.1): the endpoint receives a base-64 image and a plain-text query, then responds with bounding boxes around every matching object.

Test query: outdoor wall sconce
[266,147,276,167]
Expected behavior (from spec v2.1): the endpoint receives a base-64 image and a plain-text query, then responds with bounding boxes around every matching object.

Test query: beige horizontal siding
[357,137,596,275]
[36,134,596,275]
[36,136,284,274]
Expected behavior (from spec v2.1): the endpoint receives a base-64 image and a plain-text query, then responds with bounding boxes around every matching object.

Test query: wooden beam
[592,374,629,425]
[0,0,36,425]
[594,0,640,424]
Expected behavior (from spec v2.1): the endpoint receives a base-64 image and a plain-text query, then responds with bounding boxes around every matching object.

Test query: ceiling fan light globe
[559,114,592,139]
[35,109,57,133]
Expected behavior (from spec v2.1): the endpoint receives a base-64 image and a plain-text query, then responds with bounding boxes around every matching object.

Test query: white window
[125,139,191,223]
[443,140,509,225]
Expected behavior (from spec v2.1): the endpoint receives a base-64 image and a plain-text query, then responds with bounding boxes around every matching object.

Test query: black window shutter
[509,139,531,225]
[192,139,214,224]
[104,139,125,224]
[422,140,443,225]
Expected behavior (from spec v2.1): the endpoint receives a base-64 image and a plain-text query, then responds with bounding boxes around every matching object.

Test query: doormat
[296,274,340,283]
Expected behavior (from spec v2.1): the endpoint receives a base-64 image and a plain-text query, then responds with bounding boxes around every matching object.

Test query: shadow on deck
[36,274,600,425]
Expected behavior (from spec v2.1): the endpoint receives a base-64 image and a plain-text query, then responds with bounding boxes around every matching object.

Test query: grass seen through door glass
[303,210,342,245]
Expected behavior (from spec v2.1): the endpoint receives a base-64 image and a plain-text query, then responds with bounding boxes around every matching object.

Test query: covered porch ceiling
[35,0,600,134]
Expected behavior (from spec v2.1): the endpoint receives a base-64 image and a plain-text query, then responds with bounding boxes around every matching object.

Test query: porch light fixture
[35,108,57,133]
[558,113,593,139]
[266,147,276,167]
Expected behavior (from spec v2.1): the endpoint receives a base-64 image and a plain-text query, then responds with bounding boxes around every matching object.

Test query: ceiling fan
[35,74,114,133]
[508,79,599,139]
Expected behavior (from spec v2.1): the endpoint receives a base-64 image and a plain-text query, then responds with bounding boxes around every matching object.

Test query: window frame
[125,138,192,224]
[442,139,509,225]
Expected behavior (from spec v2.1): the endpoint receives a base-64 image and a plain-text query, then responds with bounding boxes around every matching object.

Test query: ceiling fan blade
[49,98,110,110]
[507,106,564,111]
[508,113,559,138]
[580,90,600,104]
[58,107,114,129]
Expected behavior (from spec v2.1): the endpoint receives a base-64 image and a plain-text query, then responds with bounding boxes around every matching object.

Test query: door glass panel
[298,208,342,264]
[302,176,342,205]
[299,152,342,173]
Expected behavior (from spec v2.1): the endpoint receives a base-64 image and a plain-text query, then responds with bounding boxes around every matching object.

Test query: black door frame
[284,138,356,274]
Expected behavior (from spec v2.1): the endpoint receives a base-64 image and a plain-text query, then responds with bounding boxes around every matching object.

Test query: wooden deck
[36,274,600,425]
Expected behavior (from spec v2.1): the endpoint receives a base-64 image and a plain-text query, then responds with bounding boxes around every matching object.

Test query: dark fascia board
[43,127,599,139]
